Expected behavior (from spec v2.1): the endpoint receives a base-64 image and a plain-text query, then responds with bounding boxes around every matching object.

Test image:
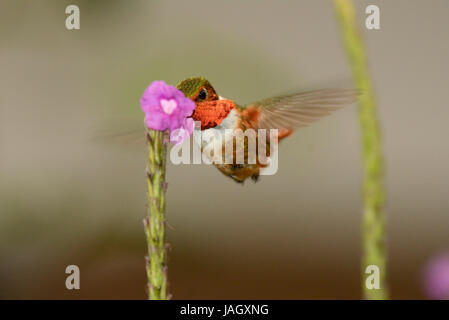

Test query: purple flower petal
[423,252,449,300]
[140,80,196,138]
[170,117,195,145]
[145,112,169,131]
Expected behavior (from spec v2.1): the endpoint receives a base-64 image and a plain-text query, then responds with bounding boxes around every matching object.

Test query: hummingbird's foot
[251,175,260,183]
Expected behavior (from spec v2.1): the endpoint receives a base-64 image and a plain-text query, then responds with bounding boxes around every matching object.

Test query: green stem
[144,129,169,300]
[334,0,388,299]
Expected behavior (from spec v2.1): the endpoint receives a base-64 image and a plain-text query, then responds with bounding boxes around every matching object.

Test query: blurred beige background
[1,0,448,299]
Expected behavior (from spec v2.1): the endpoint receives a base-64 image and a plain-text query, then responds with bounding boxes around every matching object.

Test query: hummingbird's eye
[197,88,207,101]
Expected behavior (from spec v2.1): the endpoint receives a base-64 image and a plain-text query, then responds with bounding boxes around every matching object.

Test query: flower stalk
[140,80,195,300]
[334,0,388,299]
[144,128,169,300]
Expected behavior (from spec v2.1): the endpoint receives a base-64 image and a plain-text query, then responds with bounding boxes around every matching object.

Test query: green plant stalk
[334,0,388,299]
[144,129,168,300]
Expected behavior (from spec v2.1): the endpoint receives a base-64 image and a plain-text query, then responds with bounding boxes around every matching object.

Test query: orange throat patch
[191,100,236,130]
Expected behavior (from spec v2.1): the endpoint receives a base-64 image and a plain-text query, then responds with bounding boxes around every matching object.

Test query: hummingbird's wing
[245,89,357,131]
[93,126,146,146]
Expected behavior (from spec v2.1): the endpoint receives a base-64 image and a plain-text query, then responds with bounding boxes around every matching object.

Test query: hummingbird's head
[176,76,219,103]
[176,77,235,130]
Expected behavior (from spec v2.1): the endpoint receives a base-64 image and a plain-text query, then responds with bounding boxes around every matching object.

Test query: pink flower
[140,81,196,144]
[423,252,449,299]
[169,117,195,145]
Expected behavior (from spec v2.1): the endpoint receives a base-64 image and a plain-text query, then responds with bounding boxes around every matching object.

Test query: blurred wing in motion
[246,89,358,132]
[93,127,145,146]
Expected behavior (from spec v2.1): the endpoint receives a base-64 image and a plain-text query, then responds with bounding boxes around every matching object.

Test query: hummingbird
[176,76,356,184]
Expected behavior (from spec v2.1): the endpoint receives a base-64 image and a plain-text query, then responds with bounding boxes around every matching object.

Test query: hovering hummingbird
[175,77,356,184]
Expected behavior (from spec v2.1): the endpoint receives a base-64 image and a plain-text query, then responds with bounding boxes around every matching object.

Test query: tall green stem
[144,129,168,300]
[334,0,388,299]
